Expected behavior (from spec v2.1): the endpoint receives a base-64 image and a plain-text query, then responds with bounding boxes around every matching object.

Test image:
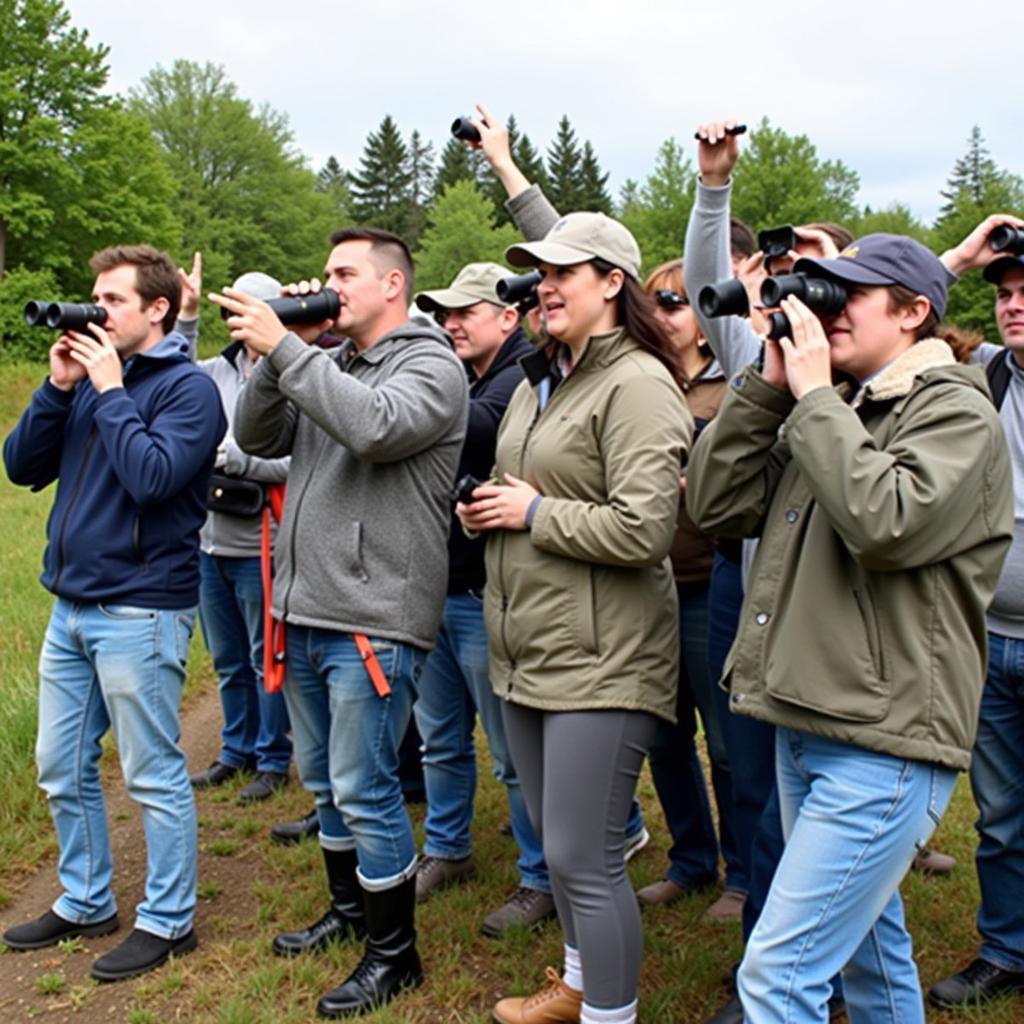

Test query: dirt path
[0,684,311,1023]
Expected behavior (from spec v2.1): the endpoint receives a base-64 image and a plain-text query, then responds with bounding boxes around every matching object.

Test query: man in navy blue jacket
[1,245,225,983]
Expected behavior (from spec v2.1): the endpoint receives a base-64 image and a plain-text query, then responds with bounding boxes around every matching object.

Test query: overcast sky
[65,0,1021,224]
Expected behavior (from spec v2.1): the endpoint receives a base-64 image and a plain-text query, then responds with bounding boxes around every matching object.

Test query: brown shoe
[912,846,956,876]
[636,877,686,907]
[414,853,475,902]
[493,966,583,1024]
[703,888,746,922]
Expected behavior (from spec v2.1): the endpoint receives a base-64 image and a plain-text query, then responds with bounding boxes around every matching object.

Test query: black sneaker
[929,957,1024,1008]
[190,761,241,788]
[238,771,288,803]
[90,927,197,982]
[270,809,320,846]
[2,909,119,951]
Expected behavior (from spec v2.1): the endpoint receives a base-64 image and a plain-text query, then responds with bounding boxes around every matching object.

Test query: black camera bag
[206,472,268,518]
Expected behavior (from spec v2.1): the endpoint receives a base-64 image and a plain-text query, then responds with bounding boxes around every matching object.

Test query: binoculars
[990,225,1024,257]
[451,474,483,505]
[758,226,797,263]
[24,301,108,332]
[220,289,341,325]
[496,269,542,313]
[451,116,480,145]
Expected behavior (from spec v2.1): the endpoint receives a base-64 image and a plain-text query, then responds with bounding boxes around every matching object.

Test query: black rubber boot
[316,875,423,1018]
[272,847,366,957]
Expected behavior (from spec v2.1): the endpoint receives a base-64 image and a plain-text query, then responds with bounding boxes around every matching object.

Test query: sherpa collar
[851,338,955,410]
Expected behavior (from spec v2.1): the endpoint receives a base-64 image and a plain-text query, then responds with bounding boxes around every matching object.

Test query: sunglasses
[654,289,690,309]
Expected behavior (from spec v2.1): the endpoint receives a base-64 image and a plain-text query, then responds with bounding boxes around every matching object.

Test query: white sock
[562,944,583,991]
[580,999,638,1024]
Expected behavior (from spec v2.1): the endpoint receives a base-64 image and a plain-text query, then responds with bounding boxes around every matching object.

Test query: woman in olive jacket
[458,107,691,1024]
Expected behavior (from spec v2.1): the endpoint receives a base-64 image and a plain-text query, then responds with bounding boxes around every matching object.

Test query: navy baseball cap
[794,233,949,319]
[983,255,1024,285]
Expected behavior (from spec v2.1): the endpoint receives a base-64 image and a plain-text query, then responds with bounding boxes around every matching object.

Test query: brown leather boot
[492,966,583,1023]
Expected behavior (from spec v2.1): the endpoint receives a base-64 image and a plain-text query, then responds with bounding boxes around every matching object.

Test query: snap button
[785,509,798,523]
[755,612,769,626]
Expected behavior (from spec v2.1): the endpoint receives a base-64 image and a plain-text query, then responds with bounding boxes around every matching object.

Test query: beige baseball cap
[505,212,642,281]
[414,262,510,313]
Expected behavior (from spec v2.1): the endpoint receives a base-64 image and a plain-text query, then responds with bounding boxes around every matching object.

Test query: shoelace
[523,967,569,1007]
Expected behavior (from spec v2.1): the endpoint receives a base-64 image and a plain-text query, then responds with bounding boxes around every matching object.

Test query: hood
[124,330,192,379]
[853,337,964,410]
[346,319,455,365]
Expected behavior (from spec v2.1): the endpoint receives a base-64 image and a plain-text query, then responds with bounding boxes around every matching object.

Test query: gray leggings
[501,702,658,1009]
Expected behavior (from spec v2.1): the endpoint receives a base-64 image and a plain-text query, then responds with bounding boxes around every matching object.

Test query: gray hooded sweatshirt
[234,323,468,650]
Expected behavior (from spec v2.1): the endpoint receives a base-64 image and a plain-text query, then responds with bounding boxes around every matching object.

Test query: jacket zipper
[279,430,328,621]
[53,428,97,594]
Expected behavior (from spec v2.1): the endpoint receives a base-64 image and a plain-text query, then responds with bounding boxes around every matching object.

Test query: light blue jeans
[738,728,956,1024]
[199,552,291,773]
[413,592,549,891]
[37,598,198,939]
[282,625,424,888]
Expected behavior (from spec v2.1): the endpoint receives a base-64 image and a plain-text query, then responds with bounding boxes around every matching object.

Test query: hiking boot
[912,846,956,876]
[270,808,320,846]
[273,847,366,957]
[493,966,582,1024]
[3,909,119,951]
[929,957,1024,1008]
[316,876,423,1018]
[636,877,686,907]
[90,927,196,982]
[190,760,241,788]
[414,853,475,903]
[481,886,556,937]
[238,770,288,803]
[703,889,746,922]
[623,826,650,863]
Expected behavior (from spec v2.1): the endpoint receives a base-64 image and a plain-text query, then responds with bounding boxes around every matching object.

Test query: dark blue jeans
[648,580,745,891]
[972,631,1024,970]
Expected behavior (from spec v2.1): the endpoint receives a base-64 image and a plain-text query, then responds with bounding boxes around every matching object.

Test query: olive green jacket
[687,339,1013,769]
[484,328,692,722]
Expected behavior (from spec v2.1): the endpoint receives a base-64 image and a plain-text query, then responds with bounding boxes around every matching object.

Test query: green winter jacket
[687,339,1013,769]
[484,328,692,722]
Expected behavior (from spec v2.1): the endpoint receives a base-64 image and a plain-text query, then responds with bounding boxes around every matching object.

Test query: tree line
[1,0,1021,360]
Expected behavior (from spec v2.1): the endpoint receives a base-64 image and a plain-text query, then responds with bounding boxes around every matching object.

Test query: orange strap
[353,632,392,697]
[261,484,287,693]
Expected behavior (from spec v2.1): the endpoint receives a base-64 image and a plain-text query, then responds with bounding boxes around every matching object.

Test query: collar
[851,338,955,410]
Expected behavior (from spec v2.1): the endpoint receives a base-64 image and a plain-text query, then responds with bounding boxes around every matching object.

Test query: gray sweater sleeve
[243,332,467,464]
[233,353,299,459]
[684,181,762,379]
[506,184,560,241]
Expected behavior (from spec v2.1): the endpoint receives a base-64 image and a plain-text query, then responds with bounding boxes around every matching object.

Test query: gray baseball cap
[505,212,642,281]
[415,262,510,313]
[232,271,282,301]
[794,234,949,319]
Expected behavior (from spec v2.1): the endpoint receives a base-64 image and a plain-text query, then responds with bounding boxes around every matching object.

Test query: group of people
[1,106,1023,1024]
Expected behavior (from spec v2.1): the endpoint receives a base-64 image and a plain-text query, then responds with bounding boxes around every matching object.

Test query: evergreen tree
[348,114,415,236]
[546,115,583,212]
[316,156,352,223]
[577,141,613,214]
[514,126,549,194]
[433,137,485,198]
[405,129,436,245]
[939,126,998,217]
[414,180,519,291]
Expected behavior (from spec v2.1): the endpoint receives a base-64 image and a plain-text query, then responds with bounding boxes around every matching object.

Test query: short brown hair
[730,218,756,261]
[329,227,415,303]
[89,245,181,334]
[802,222,855,251]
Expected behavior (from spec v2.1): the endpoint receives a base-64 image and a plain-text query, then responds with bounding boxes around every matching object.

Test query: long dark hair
[590,258,688,390]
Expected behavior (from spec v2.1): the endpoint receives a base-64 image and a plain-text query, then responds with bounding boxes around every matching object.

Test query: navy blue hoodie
[3,332,225,607]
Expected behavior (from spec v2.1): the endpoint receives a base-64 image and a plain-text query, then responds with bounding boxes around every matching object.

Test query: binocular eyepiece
[697,279,750,319]
[219,289,341,325]
[451,474,483,505]
[451,117,480,145]
[759,274,848,340]
[24,301,108,332]
[990,225,1024,257]
[496,269,542,313]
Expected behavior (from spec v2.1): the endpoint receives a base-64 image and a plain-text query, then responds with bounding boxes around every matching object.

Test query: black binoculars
[451,474,483,505]
[990,225,1024,257]
[758,226,797,263]
[24,301,108,332]
[219,289,340,325]
[697,279,749,319]
[496,269,542,313]
[451,117,480,144]
[760,274,848,340]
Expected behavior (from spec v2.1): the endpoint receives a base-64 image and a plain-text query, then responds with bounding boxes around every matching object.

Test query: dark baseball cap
[983,255,1024,285]
[794,233,949,319]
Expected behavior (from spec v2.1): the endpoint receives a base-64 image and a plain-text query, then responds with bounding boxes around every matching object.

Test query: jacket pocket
[568,562,598,655]
[853,584,886,681]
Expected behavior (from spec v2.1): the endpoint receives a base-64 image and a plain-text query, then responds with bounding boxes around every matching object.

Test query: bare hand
[65,325,124,394]
[208,288,290,356]
[471,103,530,198]
[941,213,1024,276]
[280,279,333,344]
[792,226,841,261]
[178,251,202,318]
[695,117,742,187]
[777,297,832,399]
[49,336,88,391]
[456,473,540,533]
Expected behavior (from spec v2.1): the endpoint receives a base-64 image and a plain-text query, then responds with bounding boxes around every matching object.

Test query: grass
[0,362,1021,1022]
